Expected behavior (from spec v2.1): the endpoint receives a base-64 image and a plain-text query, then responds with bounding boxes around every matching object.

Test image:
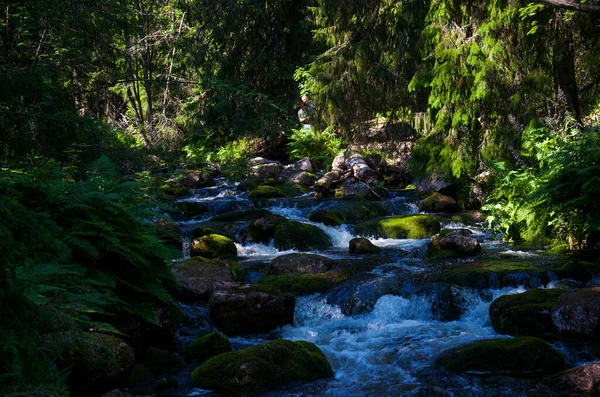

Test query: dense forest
[1,0,600,396]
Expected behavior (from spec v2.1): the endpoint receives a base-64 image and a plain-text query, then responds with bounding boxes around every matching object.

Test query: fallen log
[347,155,377,183]
[314,170,340,193]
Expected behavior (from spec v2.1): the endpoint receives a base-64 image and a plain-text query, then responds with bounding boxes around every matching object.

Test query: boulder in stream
[489,288,565,337]
[191,339,333,394]
[243,214,288,243]
[171,258,233,300]
[349,238,383,255]
[248,185,297,199]
[181,332,232,364]
[355,214,441,239]
[418,192,461,213]
[309,209,344,226]
[209,285,295,336]
[333,201,389,223]
[427,229,481,258]
[552,287,600,339]
[437,337,566,376]
[190,234,237,259]
[546,361,600,395]
[210,209,273,222]
[274,221,333,251]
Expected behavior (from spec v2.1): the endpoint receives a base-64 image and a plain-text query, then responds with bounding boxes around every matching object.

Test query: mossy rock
[308,209,344,226]
[128,364,154,385]
[427,229,481,257]
[244,214,288,243]
[554,260,600,282]
[334,201,389,223]
[210,209,273,222]
[191,234,237,259]
[349,238,383,255]
[258,272,347,295]
[145,347,185,373]
[355,214,441,239]
[171,257,233,300]
[419,192,461,213]
[160,185,190,198]
[181,332,232,364]
[437,337,566,376]
[191,339,333,394]
[191,221,245,241]
[274,221,333,251]
[248,185,294,199]
[436,210,486,226]
[489,289,565,337]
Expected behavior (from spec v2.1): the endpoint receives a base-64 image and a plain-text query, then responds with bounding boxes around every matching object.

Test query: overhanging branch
[535,0,600,14]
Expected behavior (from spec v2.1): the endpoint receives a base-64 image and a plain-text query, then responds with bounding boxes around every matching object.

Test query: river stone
[144,347,185,373]
[428,229,481,257]
[294,157,313,172]
[489,288,565,337]
[274,221,333,251]
[191,234,237,259]
[191,339,333,394]
[355,214,441,239]
[333,201,388,223]
[546,361,600,395]
[287,171,314,187]
[248,185,293,199]
[335,180,372,200]
[418,192,461,213]
[249,158,282,180]
[210,209,273,222]
[267,253,336,275]
[181,332,232,364]
[171,258,233,300]
[191,221,245,241]
[552,287,600,339]
[437,337,566,376]
[244,214,288,243]
[349,238,383,255]
[209,286,295,336]
[308,209,344,226]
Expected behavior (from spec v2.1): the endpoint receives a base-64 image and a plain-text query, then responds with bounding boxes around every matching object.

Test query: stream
[170,179,598,397]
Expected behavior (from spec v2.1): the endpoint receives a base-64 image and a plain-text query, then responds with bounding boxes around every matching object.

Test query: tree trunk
[553,16,581,120]
[347,155,377,183]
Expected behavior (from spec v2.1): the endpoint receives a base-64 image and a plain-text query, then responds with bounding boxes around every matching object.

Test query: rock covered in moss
[546,361,600,395]
[552,287,600,339]
[181,332,232,363]
[248,185,292,199]
[171,258,233,300]
[191,339,333,394]
[437,337,565,376]
[349,238,383,255]
[334,201,388,223]
[243,214,288,243]
[145,347,184,373]
[489,289,565,337]
[274,221,333,251]
[428,229,481,257]
[209,286,295,336]
[191,221,244,241]
[355,214,441,239]
[210,209,273,222]
[191,234,237,259]
[419,192,461,213]
[309,209,344,226]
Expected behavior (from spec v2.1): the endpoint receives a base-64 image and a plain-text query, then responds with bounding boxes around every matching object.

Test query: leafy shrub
[287,126,344,171]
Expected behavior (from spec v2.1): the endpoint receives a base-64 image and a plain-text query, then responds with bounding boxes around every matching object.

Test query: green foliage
[287,126,344,170]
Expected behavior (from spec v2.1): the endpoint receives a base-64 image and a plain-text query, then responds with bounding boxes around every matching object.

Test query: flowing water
[170,180,597,397]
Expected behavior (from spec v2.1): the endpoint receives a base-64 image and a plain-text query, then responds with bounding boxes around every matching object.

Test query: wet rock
[437,337,565,376]
[333,201,388,223]
[418,192,461,213]
[210,209,273,222]
[428,229,481,257]
[489,288,565,337]
[171,258,233,300]
[355,214,441,239]
[308,209,344,226]
[287,171,315,187]
[244,214,288,243]
[101,392,133,397]
[349,238,383,255]
[191,234,237,259]
[249,158,282,180]
[335,180,372,200]
[181,332,232,364]
[554,260,600,282]
[144,347,184,373]
[274,221,333,251]
[209,285,295,336]
[191,221,245,241]
[267,253,336,275]
[248,185,291,199]
[191,339,333,394]
[294,157,313,172]
[436,210,486,226]
[546,361,600,395]
[552,287,600,339]
[429,283,472,322]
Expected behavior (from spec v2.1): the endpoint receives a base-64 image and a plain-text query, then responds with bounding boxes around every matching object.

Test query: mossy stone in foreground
[355,214,441,239]
[437,337,565,376]
[274,221,333,251]
[181,332,232,363]
[191,234,237,259]
[489,289,565,337]
[191,339,333,394]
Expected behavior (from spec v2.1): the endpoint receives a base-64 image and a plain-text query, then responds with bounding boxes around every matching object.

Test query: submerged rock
[209,285,295,336]
[547,361,600,395]
[428,229,481,258]
[191,339,333,394]
[418,192,460,213]
[274,221,333,251]
[552,287,600,339]
[437,337,565,376]
[171,258,233,300]
[349,237,383,255]
[489,288,565,337]
[309,209,344,226]
[191,234,237,259]
[355,214,441,239]
[181,332,232,364]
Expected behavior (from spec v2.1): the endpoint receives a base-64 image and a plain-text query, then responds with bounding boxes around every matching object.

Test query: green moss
[191,234,237,259]
[248,185,294,199]
[437,337,565,376]
[258,272,347,295]
[211,209,273,222]
[128,364,154,385]
[191,339,333,394]
[145,347,185,373]
[308,210,344,226]
[489,289,565,337]
[182,332,232,364]
[274,221,333,251]
[405,184,416,190]
[334,202,389,223]
[355,214,441,239]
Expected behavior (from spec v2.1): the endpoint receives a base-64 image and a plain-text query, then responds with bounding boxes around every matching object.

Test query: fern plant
[287,126,344,171]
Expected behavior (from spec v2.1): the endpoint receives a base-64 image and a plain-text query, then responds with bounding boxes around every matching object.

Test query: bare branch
[535,0,600,14]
